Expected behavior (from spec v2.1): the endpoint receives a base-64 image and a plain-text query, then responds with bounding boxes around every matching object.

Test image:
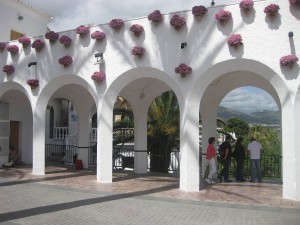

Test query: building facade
[0,0,300,201]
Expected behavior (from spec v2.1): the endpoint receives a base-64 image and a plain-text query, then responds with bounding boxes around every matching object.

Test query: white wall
[0,0,51,42]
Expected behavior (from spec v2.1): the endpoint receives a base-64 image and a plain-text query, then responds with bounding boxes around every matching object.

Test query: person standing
[247,137,262,183]
[233,137,246,182]
[205,137,217,184]
[218,135,232,182]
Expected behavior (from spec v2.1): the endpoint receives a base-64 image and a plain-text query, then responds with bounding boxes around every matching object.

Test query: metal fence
[45,144,77,164]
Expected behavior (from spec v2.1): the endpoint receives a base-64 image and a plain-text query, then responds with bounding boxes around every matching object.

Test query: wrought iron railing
[45,144,77,164]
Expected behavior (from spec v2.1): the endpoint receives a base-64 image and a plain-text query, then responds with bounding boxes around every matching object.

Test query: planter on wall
[148,10,163,23]
[280,54,299,67]
[175,63,192,77]
[32,39,45,52]
[130,24,144,37]
[75,25,90,38]
[170,14,186,30]
[192,5,208,19]
[109,18,124,31]
[18,37,31,48]
[6,45,19,56]
[239,0,254,14]
[59,35,72,48]
[264,4,280,19]
[27,79,39,89]
[2,65,15,75]
[45,31,59,43]
[59,55,73,67]
[131,46,145,57]
[91,31,106,42]
[91,71,106,83]
[227,34,243,48]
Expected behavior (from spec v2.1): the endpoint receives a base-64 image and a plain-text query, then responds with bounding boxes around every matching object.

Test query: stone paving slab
[0,166,300,225]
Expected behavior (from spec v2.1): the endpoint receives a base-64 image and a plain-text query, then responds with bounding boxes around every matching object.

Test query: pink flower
[32,39,45,51]
[90,31,106,41]
[2,65,15,74]
[170,14,186,29]
[215,10,232,23]
[0,42,6,51]
[45,31,59,43]
[280,54,299,67]
[59,55,73,66]
[148,10,163,23]
[131,46,145,56]
[264,4,280,16]
[7,45,19,55]
[130,24,144,36]
[239,0,254,11]
[175,64,192,76]
[192,5,208,17]
[91,71,106,82]
[75,25,89,37]
[27,79,39,89]
[18,37,31,47]
[227,34,243,47]
[59,35,72,47]
[109,19,124,30]
[289,0,300,5]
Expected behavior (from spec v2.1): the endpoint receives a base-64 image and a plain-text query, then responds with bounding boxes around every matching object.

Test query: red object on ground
[75,160,83,170]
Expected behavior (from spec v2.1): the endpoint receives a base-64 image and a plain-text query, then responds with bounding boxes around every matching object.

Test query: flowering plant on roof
[280,54,299,67]
[215,10,232,24]
[27,79,39,89]
[130,24,144,37]
[0,42,6,52]
[227,34,243,48]
[59,35,72,47]
[75,25,89,38]
[18,37,31,48]
[7,45,19,55]
[2,65,15,75]
[59,55,73,67]
[148,10,163,23]
[170,14,186,30]
[264,4,280,18]
[109,18,124,30]
[192,5,208,17]
[32,39,45,52]
[239,0,254,13]
[91,31,106,41]
[131,46,145,57]
[91,71,106,83]
[289,0,300,5]
[45,31,59,43]
[175,63,192,77]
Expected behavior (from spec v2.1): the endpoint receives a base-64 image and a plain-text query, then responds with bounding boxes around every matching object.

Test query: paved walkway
[0,165,299,224]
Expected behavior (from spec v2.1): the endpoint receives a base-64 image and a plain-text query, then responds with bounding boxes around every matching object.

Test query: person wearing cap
[218,135,233,182]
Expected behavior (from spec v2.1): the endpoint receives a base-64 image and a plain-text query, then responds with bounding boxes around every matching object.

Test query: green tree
[148,91,179,172]
[225,117,249,137]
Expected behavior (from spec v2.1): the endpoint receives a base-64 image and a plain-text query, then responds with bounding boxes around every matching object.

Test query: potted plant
[0,42,6,52]
[192,5,208,18]
[131,46,145,57]
[170,14,186,30]
[91,71,106,83]
[227,34,243,48]
[239,0,254,14]
[90,31,106,42]
[27,79,39,89]
[175,63,192,77]
[148,10,163,23]
[32,39,45,52]
[109,18,124,30]
[18,37,31,48]
[45,31,59,43]
[2,65,15,75]
[6,45,19,56]
[130,24,144,37]
[215,10,232,24]
[59,55,73,67]
[59,35,72,48]
[280,54,299,67]
[264,4,280,18]
[75,25,89,38]
[289,0,300,5]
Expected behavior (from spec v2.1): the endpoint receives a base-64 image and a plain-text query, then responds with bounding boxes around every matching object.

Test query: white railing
[90,128,97,142]
[53,127,69,140]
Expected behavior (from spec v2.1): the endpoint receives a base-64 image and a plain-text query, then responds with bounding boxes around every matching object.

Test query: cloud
[220,87,278,114]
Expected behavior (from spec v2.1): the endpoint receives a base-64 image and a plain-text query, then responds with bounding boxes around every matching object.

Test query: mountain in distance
[217,106,280,125]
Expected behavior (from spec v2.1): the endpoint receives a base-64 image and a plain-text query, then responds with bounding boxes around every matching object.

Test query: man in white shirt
[247,137,262,183]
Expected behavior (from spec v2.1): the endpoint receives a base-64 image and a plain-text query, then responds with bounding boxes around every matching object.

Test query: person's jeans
[251,159,262,182]
[219,158,231,181]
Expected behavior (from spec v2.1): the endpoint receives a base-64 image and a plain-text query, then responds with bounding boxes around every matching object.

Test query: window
[10,30,24,41]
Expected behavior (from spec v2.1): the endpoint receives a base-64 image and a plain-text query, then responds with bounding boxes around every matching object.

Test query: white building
[1,0,300,201]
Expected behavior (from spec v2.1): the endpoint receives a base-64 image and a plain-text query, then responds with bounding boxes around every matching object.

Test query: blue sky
[24,0,278,114]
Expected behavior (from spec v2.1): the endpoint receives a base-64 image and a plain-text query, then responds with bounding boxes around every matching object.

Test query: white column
[32,110,45,175]
[76,109,90,168]
[134,107,148,174]
[179,101,200,191]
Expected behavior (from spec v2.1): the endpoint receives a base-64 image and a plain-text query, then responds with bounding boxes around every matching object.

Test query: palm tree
[147,91,179,172]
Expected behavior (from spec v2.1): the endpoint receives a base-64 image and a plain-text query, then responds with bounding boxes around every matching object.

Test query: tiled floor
[1,165,300,209]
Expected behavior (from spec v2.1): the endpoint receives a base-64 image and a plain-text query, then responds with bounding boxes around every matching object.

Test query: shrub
[75,25,89,38]
[215,10,232,24]
[32,39,45,51]
[18,37,31,47]
[131,46,145,57]
[280,54,299,67]
[170,14,186,30]
[109,19,124,30]
[175,63,192,77]
[91,71,106,82]
[148,10,163,23]
[192,5,208,17]
[59,35,72,47]
[59,55,73,66]
[130,24,144,36]
[227,34,243,48]
[90,31,106,41]
[2,65,15,74]
[45,31,59,43]
[7,45,19,55]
